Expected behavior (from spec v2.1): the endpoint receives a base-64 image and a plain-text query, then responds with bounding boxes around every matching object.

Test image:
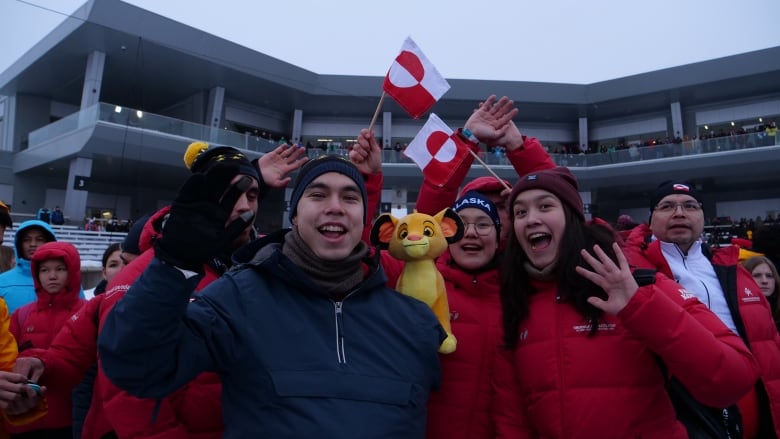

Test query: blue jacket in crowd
[99,231,444,438]
[0,220,56,313]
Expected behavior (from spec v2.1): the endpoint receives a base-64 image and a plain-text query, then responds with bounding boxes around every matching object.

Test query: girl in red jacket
[493,167,760,438]
[8,242,84,438]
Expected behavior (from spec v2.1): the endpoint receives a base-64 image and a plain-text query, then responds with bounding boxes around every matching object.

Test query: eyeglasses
[462,222,495,236]
[654,201,702,213]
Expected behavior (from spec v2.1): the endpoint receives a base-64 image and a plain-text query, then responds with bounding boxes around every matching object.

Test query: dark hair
[500,204,617,348]
[101,242,122,268]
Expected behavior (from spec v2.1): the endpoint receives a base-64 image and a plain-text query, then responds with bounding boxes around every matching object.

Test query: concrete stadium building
[1,0,779,231]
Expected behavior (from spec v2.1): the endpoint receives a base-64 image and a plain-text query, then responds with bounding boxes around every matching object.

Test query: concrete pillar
[382,112,392,148]
[581,190,592,221]
[292,109,303,144]
[670,101,683,139]
[578,117,588,152]
[80,51,105,109]
[64,157,93,223]
[206,86,225,143]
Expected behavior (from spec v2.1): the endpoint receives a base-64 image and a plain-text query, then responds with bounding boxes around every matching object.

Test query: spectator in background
[7,242,85,438]
[118,213,151,267]
[614,213,639,241]
[0,201,12,245]
[83,242,124,301]
[72,242,126,438]
[50,207,64,226]
[742,255,780,330]
[36,208,51,224]
[623,181,780,438]
[0,246,15,273]
[0,220,57,313]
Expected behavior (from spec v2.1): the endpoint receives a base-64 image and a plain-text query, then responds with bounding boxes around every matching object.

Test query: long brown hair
[500,204,618,348]
[742,255,780,327]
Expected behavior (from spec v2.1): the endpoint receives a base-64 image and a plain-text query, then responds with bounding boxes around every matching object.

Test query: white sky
[1,0,780,84]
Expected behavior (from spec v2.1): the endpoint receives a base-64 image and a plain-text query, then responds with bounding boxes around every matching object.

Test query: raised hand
[156,169,256,272]
[350,129,383,175]
[576,242,639,315]
[463,95,520,147]
[257,143,308,188]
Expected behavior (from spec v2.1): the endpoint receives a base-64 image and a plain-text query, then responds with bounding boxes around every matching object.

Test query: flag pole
[368,92,386,133]
[468,149,512,191]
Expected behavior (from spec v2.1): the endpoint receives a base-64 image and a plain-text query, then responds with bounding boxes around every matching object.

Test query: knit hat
[509,167,584,221]
[122,213,151,256]
[288,155,367,223]
[183,141,259,181]
[616,214,636,229]
[459,176,511,198]
[0,201,11,228]
[649,181,700,212]
[453,190,501,238]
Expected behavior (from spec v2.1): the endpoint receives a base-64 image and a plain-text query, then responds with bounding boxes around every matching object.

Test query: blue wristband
[460,128,479,144]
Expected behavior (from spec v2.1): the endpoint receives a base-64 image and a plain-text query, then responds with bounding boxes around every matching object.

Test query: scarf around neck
[282,229,369,296]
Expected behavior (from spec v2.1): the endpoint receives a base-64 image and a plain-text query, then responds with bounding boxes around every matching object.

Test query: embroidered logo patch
[742,287,762,303]
[678,288,695,300]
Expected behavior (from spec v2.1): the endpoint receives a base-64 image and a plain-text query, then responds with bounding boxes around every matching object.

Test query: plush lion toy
[370,208,464,353]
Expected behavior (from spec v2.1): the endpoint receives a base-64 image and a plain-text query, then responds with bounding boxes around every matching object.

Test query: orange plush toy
[371,208,464,353]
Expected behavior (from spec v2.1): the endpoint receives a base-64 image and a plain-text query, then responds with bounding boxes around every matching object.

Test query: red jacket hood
[30,241,82,303]
[139,205,171,253]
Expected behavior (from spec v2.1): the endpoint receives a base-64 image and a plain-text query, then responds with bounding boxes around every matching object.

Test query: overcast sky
[2,0,780,84]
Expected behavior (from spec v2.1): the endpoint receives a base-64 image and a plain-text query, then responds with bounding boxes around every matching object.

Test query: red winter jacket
[414,136,553,439]
[95,249,221,439]
[624,224,780,437]
[9,242,85,434]
[375,136,549,438]
[493,275,759,438]
[425,250,501,439]
[26,207,223,438]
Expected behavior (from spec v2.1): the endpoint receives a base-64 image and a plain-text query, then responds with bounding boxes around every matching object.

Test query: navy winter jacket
[99,231,444,438]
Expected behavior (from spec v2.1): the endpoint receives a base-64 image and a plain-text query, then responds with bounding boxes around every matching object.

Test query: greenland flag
[404,113,470,186]
[383,37,450,119]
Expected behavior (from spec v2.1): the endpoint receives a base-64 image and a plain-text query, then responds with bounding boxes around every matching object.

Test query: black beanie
[122,213,151,256]
[453,190,501,238]
[184,142,259,181]
[288,155,367,223]
[650,181,700,212]
[510,167,584,221]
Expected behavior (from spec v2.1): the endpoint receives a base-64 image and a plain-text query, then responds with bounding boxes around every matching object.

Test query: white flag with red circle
[404,113,470,186]
[383,37,450,119]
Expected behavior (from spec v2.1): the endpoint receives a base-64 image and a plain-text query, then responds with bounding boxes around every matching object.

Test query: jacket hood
[139,206,170,254]
[31,241,82,299]
[459,176,511,198]
[14,220,57,261]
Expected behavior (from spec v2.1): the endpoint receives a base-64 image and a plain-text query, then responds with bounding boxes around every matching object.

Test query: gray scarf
[282,229,369,296]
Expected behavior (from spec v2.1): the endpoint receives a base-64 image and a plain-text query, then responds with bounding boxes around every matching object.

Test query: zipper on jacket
[722,408,733,439]
[333,301,346,364]
[674,244,713,308]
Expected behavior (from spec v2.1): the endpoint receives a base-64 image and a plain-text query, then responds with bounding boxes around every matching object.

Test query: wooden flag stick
[368,92,386,133]
[468,149,512,191]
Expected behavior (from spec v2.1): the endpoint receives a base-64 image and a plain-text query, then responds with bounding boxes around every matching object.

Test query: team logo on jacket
[678,288,695,300]
[449,310,459,321]
[573,322,616,333]
[742,287,761,303]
